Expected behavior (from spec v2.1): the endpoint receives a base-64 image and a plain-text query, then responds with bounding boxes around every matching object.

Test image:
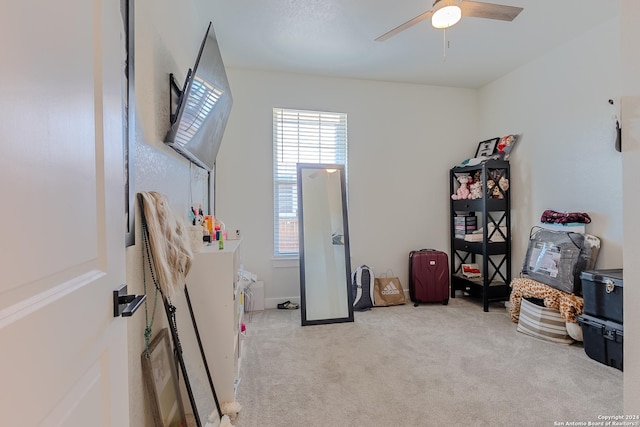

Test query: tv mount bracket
[169,69,192,124]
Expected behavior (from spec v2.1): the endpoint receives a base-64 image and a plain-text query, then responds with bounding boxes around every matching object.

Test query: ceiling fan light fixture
[431,1,462,29]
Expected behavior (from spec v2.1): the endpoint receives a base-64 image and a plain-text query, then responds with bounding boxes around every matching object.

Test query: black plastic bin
[581,269,623,324]
[578,313,623,371]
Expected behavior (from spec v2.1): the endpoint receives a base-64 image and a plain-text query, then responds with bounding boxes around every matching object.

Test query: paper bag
[373,275,406,306]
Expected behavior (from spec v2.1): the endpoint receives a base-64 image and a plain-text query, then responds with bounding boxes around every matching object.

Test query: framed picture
[475,137,499,158]
[141,328,187,427]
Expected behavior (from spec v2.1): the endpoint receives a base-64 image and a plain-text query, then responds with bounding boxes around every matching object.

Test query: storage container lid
[578,313,624,332]
[580,269,623,287]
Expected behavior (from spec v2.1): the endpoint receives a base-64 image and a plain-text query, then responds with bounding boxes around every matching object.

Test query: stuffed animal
[499,176,509,193]
[486,179,503,199]
[220,401,242,422]
[469,179,482,199]
[451,174,472,200]
[509,277,584,324]
[485,169,509,198]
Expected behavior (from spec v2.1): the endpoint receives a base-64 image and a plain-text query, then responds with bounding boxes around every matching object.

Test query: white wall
[215,68,478,307]
[621,0,640,414]
[124,1,214,425]
[477,17,623,273]
[479,13,639,412]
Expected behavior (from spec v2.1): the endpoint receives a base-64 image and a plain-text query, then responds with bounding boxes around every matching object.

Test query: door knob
[113,284,147,317]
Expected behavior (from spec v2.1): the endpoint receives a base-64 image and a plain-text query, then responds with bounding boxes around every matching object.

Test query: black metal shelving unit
[449,159,511,311]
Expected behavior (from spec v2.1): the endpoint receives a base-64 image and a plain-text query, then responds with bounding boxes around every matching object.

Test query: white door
[0,0,129,425]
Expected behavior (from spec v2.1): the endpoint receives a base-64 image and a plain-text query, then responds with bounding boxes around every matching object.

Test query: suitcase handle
[410,249,444,258]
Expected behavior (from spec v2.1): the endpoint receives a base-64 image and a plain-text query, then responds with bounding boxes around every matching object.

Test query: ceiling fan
[375,0,523,42]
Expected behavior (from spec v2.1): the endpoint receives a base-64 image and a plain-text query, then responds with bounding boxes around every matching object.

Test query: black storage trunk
[578,314,623,371]
[581,269,623,324]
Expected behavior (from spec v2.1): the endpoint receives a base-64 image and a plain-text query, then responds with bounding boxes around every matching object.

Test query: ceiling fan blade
[461,1,523,21]
[375,10,433,42]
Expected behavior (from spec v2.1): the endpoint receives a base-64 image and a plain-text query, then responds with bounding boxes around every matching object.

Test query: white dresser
[185,239,245,403]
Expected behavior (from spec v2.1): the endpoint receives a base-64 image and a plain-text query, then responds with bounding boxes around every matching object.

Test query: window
[273,108,348,256]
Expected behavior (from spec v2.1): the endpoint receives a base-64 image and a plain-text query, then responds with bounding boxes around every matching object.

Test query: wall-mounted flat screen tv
[165,22,233,171]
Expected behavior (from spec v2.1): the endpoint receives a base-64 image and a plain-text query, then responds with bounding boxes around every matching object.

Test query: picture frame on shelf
[141,328,187,427]
[475,137,499,158]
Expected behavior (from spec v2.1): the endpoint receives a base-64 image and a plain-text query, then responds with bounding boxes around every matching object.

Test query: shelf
[450,160,511,312]
[452,159,510,173]
[451,275,511,301]
[452,239,508,255]
[452,198,508,212]
[185,239,244,403]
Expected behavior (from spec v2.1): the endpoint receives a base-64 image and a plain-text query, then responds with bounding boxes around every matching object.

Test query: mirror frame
[297,163,354,326]
[138,193,221,427]
[162,288,222,427]
[122,0,135,247]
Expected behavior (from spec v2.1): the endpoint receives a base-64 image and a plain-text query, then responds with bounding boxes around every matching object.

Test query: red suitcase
[409,249,449,306]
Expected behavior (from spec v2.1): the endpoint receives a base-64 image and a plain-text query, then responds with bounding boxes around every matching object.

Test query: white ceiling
[206,0,620,89]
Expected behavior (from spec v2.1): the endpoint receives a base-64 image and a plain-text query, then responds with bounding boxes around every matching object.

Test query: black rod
[184,284,223,417]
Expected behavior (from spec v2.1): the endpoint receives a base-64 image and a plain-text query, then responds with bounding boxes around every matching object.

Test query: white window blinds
[273,108,348,256]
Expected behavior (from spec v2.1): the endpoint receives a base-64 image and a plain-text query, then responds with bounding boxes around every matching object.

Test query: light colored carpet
[233,297,622,426]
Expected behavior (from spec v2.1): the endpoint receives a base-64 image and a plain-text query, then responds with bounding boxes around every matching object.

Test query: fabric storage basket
[516,298,574,344]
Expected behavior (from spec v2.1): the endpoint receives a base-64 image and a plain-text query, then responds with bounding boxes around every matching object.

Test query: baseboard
[265,296,301,310]
[264,289,412,309]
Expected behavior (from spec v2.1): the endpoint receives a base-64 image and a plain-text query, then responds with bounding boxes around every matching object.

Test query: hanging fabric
[138,191,194,298]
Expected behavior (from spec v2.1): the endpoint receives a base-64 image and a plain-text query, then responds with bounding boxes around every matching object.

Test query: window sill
[272,257,299,268]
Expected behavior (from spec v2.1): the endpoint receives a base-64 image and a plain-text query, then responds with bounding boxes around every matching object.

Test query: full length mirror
[138,192,221,427]
[169,286,221,427]
[297,163,353,326]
